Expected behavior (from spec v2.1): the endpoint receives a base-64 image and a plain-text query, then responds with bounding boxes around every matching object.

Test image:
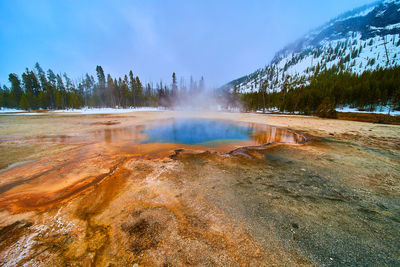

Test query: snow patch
[52,107,163,114]
[0,112,48,116]
[0,108,25,113]
[336,105,400,115]
[339,6,375,21]
[0,107,164,115]
[370,22,400,30]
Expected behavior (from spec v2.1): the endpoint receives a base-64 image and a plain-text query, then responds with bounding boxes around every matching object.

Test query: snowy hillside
[226,0,400,94]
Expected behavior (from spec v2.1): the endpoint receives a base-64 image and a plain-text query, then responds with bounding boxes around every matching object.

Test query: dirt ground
[0,111,399,266]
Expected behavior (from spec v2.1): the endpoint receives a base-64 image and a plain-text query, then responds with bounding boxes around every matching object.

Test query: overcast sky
[0,0,377,88]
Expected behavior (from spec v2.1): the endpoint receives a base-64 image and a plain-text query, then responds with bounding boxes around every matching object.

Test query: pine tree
[120,75,129,107]
[260,80,268,113]
[56,74,66,108]
[35,63,47,89]
[96,66,106,105]
[19,94,30,110]
[69,93,81,109]
[8,73,23,107]
[143,83,149,106]
[389,87,400,115]
[38,90,47,108]
[55,90,63,109]
[22,69,41,97]
[135,76,143,106]
[106,74,115,107]
[46,69,57,108]
[63,73,73,92]
[129,70,136,107]
[199,76,205,92]
[171,72,178,98]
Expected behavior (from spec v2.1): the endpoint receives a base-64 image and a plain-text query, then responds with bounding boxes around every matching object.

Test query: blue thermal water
[141,119,254,147]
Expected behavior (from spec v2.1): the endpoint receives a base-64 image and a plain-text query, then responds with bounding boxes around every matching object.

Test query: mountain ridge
[224,0,400,94]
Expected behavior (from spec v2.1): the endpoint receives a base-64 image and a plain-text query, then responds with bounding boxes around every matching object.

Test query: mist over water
[162,80,237,112]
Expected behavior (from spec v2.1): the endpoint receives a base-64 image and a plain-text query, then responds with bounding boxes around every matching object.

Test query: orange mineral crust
[0,111,399,266]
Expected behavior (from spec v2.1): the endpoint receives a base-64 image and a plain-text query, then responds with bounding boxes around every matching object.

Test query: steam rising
[157,75,238,111]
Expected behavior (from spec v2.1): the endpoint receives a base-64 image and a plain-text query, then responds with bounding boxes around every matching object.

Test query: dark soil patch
[90,121,120,126]
[337,112,400,125]
[122,218,164,254]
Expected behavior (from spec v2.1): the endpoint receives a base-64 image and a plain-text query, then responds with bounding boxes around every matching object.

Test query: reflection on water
[93,125,146,144]
[141,119,306,147]
[11,119,306,148]
[250,125,306,144]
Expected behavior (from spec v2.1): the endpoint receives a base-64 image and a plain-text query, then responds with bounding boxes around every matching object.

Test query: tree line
[239,66,400,117]
[0,63,206,110]
[3,62,398,115]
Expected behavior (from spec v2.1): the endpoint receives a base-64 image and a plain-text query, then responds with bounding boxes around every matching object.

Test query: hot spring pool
[141,119,306,147]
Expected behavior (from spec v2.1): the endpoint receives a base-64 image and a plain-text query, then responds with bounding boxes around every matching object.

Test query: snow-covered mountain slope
[225,0,400,93]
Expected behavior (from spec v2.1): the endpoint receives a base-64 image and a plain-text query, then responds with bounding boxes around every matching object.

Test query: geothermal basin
[0,111,399,266]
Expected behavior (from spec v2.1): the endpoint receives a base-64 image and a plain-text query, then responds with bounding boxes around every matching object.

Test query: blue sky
[0,0,376,88]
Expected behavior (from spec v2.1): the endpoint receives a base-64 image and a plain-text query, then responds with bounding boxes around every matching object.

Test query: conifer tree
[199,76,205,92]
[96,66,106,105]
[19,94,30,110]
[8,73,23,107]
[145,83,152,106]
[35,63,47,89]
[121,75,130,107]
[56,74,65,109]
[171,72,178,98]
[135,76,143,106]
[106,74,115,107]
[129,70,136,107]
[22,69,40,97]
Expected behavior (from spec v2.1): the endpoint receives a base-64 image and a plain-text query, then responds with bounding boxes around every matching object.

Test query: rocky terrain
[0,111,399,266]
